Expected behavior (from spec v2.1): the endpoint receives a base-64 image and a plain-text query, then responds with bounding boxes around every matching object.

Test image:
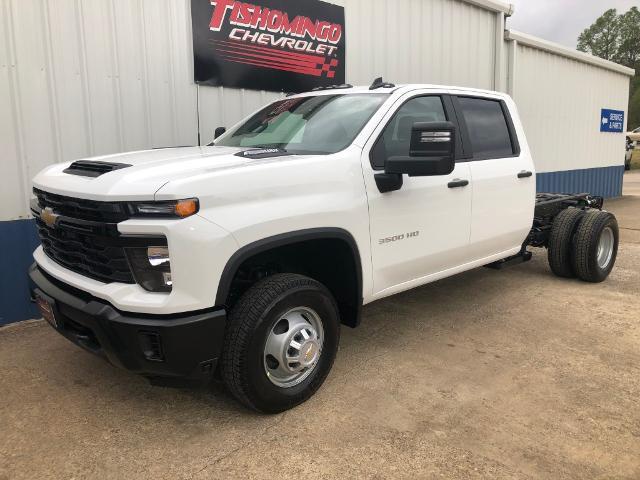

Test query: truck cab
[29,81,617,413]
[360,86,535,298]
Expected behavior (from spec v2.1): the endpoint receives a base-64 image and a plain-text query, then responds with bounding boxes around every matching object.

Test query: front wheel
[221,274,340,413]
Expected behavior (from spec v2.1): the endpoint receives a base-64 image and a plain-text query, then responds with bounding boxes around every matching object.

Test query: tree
[578,7,640,129]
[616,7,640,70]
[577,9,621,61]
[629,76,640,130]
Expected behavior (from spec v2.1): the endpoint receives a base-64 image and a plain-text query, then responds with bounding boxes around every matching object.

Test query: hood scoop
[63,160,132,178]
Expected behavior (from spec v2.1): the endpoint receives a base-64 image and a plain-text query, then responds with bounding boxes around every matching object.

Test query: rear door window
[457,97,515,159]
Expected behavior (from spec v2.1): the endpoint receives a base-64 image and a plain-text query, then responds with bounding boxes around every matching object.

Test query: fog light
[139,331,164,362]
[126,246,173,292]
[148,247,170,267]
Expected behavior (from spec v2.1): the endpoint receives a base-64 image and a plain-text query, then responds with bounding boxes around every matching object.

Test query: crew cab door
[451,94,536,259]
[361,93,473,297]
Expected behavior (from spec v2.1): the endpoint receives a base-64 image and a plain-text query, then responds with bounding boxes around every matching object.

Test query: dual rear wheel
[547,208,618,283]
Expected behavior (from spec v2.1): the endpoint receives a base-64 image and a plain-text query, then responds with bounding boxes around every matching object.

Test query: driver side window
[371,96,447,169]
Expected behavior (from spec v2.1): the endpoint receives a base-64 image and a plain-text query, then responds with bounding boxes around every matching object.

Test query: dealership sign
[190,0,346,92]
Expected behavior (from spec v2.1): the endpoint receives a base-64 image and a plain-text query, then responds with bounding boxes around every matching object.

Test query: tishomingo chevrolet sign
[191,0,346,92]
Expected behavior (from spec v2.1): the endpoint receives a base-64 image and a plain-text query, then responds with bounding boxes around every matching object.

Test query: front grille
[32,190,166,284]
[34,189,130,223]
[36,218,135,283]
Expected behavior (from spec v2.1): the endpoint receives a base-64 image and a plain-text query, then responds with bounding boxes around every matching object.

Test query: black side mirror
[385,121,456,177]
[214,127,227,139]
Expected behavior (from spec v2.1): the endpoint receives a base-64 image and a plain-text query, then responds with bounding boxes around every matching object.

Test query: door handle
[448,179,469,189]
[518,170,533,179]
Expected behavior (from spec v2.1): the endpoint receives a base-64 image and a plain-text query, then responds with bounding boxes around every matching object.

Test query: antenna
[196,84,202,147]
[369,77,396,90]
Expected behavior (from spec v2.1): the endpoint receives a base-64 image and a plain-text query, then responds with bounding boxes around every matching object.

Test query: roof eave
[464,0,513,15]
[505,29,636,77]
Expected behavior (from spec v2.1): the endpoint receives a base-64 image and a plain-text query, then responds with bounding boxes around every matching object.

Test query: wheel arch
[215,228,364,328]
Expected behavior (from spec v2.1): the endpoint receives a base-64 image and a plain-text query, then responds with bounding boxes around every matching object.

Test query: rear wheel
[221,273,340,413]
[547,208,585,278]
[572,211,619,283]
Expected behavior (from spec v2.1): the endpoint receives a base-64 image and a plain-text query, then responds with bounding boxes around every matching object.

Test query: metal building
[504,30,634,198]
[0,0,633,324]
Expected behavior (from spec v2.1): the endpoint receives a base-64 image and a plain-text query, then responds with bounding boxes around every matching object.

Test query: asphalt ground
[1,171,639,479]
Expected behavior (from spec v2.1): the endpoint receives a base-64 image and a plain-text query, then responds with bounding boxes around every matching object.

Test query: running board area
[485,250,533,270]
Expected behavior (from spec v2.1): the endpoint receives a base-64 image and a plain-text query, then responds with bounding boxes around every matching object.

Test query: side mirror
[214,127,227,139]
[385,122,456,177]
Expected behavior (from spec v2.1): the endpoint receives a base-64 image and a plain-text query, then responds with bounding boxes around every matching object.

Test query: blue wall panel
[0,219,40,325]
[537,165,624,199]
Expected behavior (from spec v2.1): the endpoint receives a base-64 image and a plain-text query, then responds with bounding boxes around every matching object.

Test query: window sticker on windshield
[267,98,306,117]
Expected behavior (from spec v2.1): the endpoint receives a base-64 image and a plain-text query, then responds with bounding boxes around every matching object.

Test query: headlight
[126,246,172,292]
[129,199,199,218]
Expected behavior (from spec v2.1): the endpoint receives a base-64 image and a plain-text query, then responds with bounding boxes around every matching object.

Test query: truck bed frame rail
[529,193,604,248]
[487,193,605,270]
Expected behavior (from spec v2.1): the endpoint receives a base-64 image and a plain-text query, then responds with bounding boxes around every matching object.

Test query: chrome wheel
[263,307,324,388]
[597,226,615,269]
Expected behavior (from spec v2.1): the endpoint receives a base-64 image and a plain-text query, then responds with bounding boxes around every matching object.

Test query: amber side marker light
[175,199,199,218]
[130,198,200,218]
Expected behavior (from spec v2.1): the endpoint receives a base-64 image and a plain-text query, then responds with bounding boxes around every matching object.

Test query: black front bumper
[29,264,226,383]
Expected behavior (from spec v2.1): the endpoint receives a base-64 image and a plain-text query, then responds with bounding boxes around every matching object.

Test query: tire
[572,210,619,283]
[221,273,340,413]
[547,207,586,278]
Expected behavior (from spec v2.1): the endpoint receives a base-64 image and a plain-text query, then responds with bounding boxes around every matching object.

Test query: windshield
[215,94,389,154]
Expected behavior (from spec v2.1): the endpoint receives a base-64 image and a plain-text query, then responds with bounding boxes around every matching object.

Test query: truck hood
[32,146,298,201]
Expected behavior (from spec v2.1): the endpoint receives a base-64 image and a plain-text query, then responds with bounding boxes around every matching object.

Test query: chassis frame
[487,193,604,270]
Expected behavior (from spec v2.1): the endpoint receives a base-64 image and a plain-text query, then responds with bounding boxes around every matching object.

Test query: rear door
[452,94,535,260]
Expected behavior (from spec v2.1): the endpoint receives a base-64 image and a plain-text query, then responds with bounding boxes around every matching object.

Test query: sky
[507,0,638,49]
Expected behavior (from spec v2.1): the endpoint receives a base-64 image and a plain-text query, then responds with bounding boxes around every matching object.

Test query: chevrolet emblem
[41,207,60,229]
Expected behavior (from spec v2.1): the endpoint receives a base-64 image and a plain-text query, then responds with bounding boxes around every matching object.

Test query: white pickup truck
[30,79,619,413]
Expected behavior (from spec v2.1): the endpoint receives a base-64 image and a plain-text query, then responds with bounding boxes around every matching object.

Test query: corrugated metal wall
[199,0,500,160]
[507,42,630,175]
[0,0,506,324]
[336,0,498,88]
[1,0,502,223]
[1,0,199,222]
[1,0,633,324]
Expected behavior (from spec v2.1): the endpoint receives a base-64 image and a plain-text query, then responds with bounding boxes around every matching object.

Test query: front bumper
[29,264,227,382]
